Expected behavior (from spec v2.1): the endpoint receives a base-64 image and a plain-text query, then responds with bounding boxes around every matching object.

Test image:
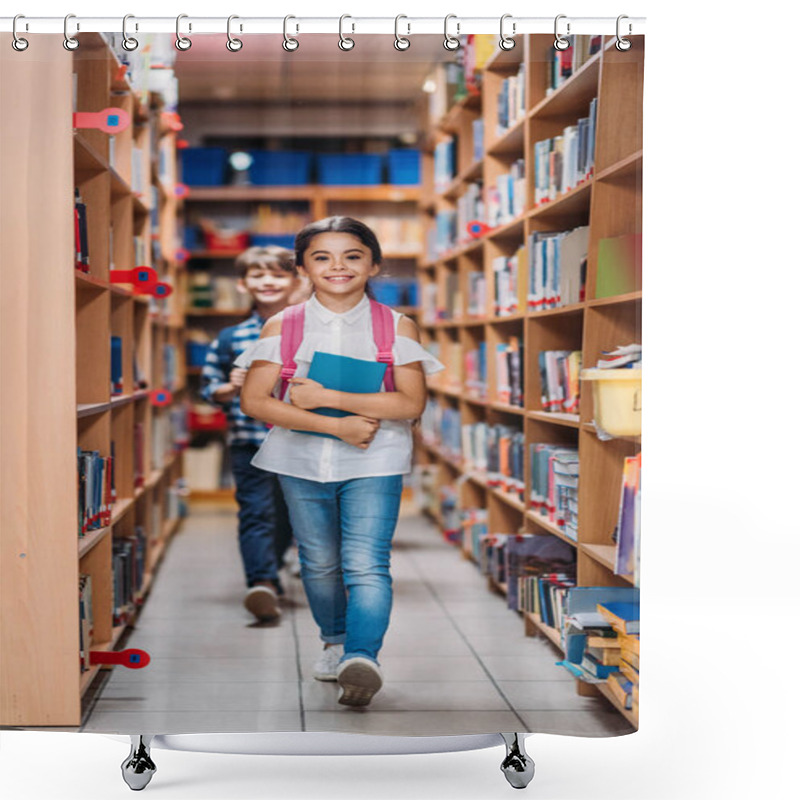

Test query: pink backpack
[278,298,396,399]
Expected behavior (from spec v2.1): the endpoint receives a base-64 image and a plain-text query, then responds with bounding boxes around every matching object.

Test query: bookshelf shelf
[525,510,578,547]
[525,410,581,428]
[184,185,421,204]
[523,611,564,651]
[418,33,643,729]
[0,35,189,727]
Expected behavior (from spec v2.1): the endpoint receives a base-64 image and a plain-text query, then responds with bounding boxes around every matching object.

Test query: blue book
[291,351,387,440]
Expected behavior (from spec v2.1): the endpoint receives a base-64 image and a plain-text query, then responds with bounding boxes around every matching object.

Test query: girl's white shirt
[235,293,444,483]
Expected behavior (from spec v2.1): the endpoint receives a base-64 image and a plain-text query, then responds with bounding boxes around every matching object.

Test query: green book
[596,233,642,298]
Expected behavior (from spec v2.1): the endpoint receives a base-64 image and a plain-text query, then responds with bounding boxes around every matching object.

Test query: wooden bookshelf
[416,34,643,728]
[0,33,187,726]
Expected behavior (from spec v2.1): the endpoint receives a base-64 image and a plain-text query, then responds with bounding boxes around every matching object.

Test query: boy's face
[238,265,297,307]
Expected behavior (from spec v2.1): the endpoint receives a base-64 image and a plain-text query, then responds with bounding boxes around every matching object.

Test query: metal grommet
[283,15,299,51]
[554,14,571,51]
[394,15,410,51]
[175,14,192,51]
[499,14,515,51]
[443,14,460,51]
[616,14,632,51]
[12,15,29,51]
[122,14,139,51]
[63,13,79,51]
[226,15,243,51]
[339,14,354,51]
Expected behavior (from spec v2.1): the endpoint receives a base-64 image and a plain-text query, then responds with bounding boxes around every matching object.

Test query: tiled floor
[82,505,634,738]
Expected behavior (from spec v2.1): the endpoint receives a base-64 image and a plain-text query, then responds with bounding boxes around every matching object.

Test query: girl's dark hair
[294,217,382,299]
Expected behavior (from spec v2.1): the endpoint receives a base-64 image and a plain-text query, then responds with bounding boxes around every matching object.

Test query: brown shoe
[244,585,281,621]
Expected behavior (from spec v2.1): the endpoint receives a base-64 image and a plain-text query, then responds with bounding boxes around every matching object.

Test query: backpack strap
[278,302,306,400]
[370,298,396,393]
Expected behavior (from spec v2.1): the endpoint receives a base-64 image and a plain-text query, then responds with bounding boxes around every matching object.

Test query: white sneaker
[312,644,343,682]
[336,657,383,707]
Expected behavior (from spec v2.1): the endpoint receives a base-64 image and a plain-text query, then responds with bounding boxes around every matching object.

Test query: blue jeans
[277,474,403,665]
[230,443,293,591]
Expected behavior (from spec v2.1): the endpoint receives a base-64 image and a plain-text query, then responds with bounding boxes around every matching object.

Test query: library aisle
[81,502,632,737]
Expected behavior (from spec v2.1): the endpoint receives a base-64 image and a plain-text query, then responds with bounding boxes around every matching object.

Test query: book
[596,233,642,298]
[597,601,640,635]
[614,452,641,581]
[111,336,123,395]
[293,351,387,440]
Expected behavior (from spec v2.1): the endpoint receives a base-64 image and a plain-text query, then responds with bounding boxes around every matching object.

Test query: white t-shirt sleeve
[393,335,445,375]
[234,336,282,369]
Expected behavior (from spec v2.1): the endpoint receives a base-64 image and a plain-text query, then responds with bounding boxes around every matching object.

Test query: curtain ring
[443,14,460,51]
[499,14,515,51]
[283,15,299,51]
[12,15,29,51]
[122,14,139,51]
[63,14,79,51]
[394,15,410,51]
[616,14,632,51]
[339,15,354,51]
[175,14,192,51]
[554,14,570,51]
[226,15,243,51]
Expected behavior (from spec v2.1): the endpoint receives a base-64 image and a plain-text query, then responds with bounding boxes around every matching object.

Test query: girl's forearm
[321,388,423,420]
[242,394,339,436]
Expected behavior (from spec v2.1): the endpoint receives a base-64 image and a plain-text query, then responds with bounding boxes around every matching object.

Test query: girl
[238,216,443,707]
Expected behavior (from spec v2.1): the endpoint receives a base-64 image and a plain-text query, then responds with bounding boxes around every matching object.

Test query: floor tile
[303,711,526,736]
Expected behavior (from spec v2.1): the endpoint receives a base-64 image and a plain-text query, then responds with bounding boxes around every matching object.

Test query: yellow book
[587,635,621,649]
[620,648,639,671]
[618,632,640,655]
[473,35,496,70]
[619,659,639,685]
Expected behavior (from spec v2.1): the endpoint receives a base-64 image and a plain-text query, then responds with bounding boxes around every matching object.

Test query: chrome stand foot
[500,733,535,789]
[121,735,156,791]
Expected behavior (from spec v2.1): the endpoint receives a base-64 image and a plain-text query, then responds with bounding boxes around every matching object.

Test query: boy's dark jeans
[230,443,293,592]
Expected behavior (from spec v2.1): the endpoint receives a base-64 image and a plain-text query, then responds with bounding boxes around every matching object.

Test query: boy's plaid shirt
[201,311,270,446]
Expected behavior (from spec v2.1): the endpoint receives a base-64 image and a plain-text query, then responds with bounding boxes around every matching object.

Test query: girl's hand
[288,377,326,410]
[336,416,380,449]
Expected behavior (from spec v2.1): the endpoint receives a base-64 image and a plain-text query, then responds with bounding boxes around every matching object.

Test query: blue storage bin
[370,279,404,307]
[318,153,384,186]
[248,151,312,186]
[186,342,210,367]
[183,226,202,251]
[181,147,228,186]
[387,149,421,185]
[250,234,297,249]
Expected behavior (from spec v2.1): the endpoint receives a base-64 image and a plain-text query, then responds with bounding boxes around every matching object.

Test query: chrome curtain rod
[1,15,646,36]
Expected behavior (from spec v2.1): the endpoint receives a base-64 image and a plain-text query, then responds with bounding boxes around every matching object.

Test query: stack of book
[527,226,589,311]
[421,398,462,461]
[439,271,462,320]
[496,64,526,135]
[529,443,579,540]
[252,203,312,237]
[78,573,93,672]
[538,349,581,413]
[487,160,526,226]
[112,526,147,626]
[472,118,485,162]
[456,182,485,245]
[518,570,576,632]
[432,208,458,258]
[461,421,488,473]
[77,448,114,536]
[461,507,488,559]
[495,337,524,407]
[466,270,487,317]
[74,189,90,273]
[487,424,525,501]
[464,342,488,400]
[111,336,124,396]
[439,484,461,543]
[596,343,642,369]
[492,248,523,317]
[434,135,457,192]
[533,97,597,205]
[614,452,641,585]
[505,532,576,613]
[477,532,509,587]
[547,35,603,94]
[598,601,640,711]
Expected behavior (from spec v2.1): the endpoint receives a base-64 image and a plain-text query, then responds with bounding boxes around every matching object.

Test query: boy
[201,246,307,622]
